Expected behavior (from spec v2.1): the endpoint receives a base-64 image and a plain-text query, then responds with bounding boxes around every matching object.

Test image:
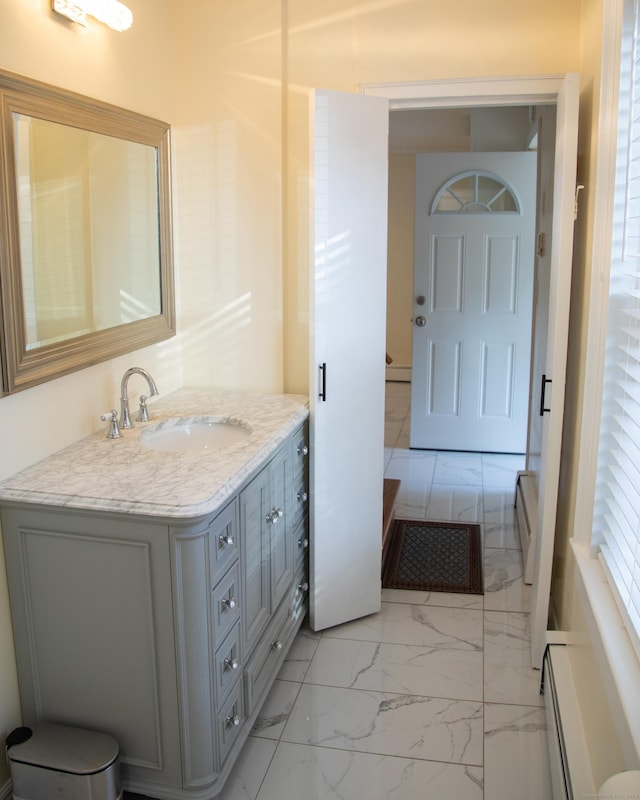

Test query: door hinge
[536,232,545,257]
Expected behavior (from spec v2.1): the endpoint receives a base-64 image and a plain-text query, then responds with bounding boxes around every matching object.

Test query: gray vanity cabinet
[0,505,184,793]
[0,420,309,800]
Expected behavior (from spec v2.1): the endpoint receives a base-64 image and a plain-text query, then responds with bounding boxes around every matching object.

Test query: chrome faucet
[120,367,159,429]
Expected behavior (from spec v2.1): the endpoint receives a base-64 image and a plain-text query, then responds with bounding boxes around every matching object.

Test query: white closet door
[309,89,389,632]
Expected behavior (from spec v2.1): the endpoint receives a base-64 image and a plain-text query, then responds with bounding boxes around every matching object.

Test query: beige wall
[386,154,415,368]
[0,0,584,789]
[170,0,285,393]
[283,0,581,393]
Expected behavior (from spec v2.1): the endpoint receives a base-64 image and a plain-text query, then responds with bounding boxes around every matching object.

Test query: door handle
[539,374,552,416]
[319,362,327,402]
[415,316,426,327]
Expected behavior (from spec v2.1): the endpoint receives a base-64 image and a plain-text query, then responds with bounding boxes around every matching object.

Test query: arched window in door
[431,170,520,214]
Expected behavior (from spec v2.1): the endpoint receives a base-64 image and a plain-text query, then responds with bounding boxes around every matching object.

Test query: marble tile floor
[127,381,552,800]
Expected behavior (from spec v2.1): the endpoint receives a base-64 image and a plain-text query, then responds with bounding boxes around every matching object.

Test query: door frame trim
[362,74,578,669]
[360,75,566,108]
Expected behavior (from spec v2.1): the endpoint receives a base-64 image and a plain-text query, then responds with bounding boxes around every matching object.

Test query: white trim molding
[360,75,566,108]
[571,0,624,547]
[572,539,640,767]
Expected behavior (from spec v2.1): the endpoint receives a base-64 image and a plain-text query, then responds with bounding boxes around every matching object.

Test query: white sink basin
[139,417,252,453]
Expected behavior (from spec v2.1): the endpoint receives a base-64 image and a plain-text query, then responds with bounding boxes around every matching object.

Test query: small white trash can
[6,722,122,800]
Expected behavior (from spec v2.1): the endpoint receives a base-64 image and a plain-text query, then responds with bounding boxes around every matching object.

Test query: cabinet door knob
[297,445,309,456]
[297,537,309,549]
[224,656,240,671]
[219,533,234,547]
[271,640,283,651]
[221,595,237,610]
[297,491,308,503]
[225,713,241,728]
[297,581,309,594]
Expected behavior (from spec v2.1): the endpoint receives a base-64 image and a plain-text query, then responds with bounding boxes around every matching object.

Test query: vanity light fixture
[52,0,133,32]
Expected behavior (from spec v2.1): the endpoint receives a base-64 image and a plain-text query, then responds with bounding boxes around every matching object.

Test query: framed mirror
[0,70,175,394]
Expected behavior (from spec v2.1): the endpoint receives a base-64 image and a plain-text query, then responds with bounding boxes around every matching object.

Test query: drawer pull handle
[219,533,234,547]
[297,491,308,503]
[271,640,283,652]
[267,508,284,525]
[297,445,309,456]
[224,656,240,671]
[225,713,241,728]
[298,537,309,549]
[221,595,237,611]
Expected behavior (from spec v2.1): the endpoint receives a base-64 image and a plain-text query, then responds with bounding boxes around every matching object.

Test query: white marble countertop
[0,388,309,520]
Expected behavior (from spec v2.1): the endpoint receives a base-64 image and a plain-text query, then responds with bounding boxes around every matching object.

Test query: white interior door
[410,153,536,453]
[529,73,580,667]
[308,89,389,632]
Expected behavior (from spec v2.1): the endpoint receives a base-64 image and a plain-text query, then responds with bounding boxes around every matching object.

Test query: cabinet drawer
[244,600,294,716]
[209,499,239,579]
[212,562,241,646]
[213,622,242,708]
[216,681,244,765]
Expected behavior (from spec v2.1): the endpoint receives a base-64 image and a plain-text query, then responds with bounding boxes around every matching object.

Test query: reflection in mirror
[15,116,161,350]
[0,70,174,394]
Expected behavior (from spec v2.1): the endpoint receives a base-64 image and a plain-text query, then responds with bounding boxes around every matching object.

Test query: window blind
[593,0,640,657]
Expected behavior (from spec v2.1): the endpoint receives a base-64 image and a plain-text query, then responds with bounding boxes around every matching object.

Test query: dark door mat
[382,519,483,594]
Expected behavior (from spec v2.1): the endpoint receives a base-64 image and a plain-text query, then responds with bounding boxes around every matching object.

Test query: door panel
[485,235,518,313]
[432,235,464,311]
[481,342,515,417]
[308,89,389,632]
[430,340,461,415]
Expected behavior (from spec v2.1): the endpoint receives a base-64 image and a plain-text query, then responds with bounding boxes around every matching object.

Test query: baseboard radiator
[515,471,537,584]
[543,644,595,800]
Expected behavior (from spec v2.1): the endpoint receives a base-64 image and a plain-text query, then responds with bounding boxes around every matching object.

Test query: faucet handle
[100,410,121,439]
[136,395,150,423]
